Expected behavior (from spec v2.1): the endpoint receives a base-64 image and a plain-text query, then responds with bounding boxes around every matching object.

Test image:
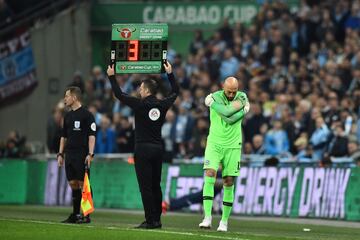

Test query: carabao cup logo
[118,28,136,39]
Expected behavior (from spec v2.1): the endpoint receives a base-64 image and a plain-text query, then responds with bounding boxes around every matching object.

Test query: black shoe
[61,213,83,224]
[135,221,161,229]
[135,221,149,229]
[153,221,162,229]
[83,215,91,224]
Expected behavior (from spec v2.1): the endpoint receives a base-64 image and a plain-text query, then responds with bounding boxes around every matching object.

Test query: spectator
[47,107,63,153]
[69,71,85,93]
[4,130,28,158]
[348,139,360,163]
[264,120,290,156]
[333,2,350,42]
[161,109,176,163]
[83,80,96,107]
[344,2,360,30]
[116,116,134,153]
[95,116,115,154]
[173,104,194,158]
[310,116,331,161]
[102,87,115,114]
[347,67,360,94]
[189,29,205,55]
[244,142,253,155]
[190,117,209,160]
[281,106,297,153]
[294,133,312,162]
[323,91,341,127]
[88,104,103,126]
[218,18,233,47]
[244,102,268,143]
[220,48,240,81]
[252,134,266,154]
[91,65,106,99]
[327,123,349,157]
[316,8,336,43]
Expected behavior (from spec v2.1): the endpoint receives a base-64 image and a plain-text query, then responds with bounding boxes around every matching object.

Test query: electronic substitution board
[111,23,168,74]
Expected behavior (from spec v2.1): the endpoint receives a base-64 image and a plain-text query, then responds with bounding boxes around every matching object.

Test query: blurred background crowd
[1,0,360,166]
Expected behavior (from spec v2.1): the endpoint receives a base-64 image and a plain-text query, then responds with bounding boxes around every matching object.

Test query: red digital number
[128,40,138,61]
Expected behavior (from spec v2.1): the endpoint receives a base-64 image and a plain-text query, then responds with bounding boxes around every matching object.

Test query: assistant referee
[57,86,96,223]
[107,61,178,229]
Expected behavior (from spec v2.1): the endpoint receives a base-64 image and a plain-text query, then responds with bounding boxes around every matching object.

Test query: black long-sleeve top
[108,73,179,145]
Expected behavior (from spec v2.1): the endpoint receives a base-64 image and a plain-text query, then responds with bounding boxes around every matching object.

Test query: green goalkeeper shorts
[204,143,241,177]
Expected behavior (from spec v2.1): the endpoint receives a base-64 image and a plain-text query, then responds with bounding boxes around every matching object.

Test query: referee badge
[91,122,96,131]
[148,108,160,121]
[74,121,80,129]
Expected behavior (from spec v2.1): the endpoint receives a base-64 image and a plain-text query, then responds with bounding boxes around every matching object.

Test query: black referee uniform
[108,72,179,227]
[62,107,96,180]
[59,86,96,224]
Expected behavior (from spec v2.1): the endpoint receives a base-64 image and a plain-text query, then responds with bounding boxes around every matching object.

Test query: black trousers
[134,143,163,223]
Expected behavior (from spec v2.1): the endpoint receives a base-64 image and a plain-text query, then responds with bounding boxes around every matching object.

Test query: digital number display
[115,41,165,61]
[111,23,168,74]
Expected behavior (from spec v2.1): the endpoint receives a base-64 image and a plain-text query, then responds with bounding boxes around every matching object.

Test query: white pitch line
[125,228,250,240]
[0,218,95,228]
[0,218,249,240]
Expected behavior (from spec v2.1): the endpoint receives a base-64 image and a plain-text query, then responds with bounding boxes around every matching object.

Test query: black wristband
[88,153,94,157]
[57,153,64,158]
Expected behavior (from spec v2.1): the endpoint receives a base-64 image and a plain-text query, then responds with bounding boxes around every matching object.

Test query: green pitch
[0,205,359,240]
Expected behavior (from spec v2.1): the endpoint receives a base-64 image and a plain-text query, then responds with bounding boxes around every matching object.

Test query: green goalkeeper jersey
[207,90,248,148]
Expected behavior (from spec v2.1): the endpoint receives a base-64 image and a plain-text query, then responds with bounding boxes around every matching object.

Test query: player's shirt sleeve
[211,102,242,117]
[87,112,97,136]
[212,91,248,124]
[108,75,143,110]
[221,109,246,125]
[210,91,244,117]
[162,73,179,110]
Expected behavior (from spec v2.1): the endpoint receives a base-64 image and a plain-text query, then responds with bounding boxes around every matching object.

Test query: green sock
[221,185,234,222]
[202,176,216,217]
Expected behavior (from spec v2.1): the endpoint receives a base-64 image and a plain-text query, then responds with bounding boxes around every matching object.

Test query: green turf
[0,205,359,240]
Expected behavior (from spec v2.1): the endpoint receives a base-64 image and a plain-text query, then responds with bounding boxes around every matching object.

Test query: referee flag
[81,172,94,216]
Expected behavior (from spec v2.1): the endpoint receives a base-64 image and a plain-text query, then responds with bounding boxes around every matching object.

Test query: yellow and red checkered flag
[81,171,94,216]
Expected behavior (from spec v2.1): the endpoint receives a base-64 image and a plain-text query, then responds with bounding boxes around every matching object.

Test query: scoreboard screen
[111,23,168,74]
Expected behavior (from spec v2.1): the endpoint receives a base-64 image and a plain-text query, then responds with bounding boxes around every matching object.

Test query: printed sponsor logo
[118,28,136,38]
[164,167,351,219]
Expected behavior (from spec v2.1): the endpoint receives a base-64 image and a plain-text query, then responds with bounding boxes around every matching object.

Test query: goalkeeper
[199,77,250,232]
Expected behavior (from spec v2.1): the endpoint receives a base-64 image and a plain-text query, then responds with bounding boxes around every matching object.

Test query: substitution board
[111,23,168,74]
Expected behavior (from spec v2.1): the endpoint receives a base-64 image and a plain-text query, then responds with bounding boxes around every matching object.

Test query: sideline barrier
[0,158,358,221]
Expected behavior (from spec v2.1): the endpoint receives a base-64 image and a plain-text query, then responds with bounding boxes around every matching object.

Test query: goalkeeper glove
[204,94,215,107]
[244,102,250,113]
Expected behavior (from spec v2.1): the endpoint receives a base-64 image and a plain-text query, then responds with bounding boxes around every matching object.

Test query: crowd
[46,0,360,165]
[0,130,30,158]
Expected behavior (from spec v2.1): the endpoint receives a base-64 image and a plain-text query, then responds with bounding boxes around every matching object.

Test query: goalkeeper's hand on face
[205,93,215,107]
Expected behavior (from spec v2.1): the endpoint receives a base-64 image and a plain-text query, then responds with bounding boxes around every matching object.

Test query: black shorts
[65,150,87,181]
